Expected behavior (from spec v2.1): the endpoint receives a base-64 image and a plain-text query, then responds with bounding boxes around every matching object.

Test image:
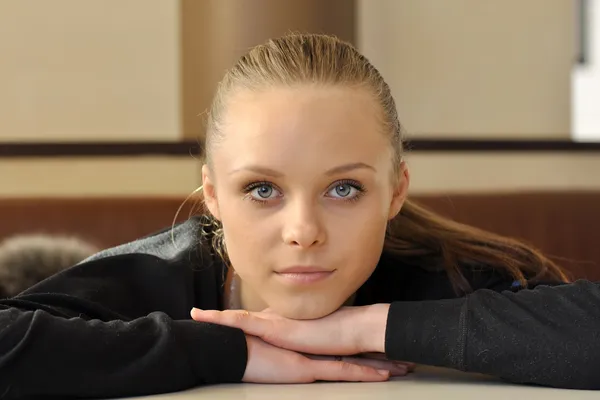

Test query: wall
[406,152,600,194]
[355,0,600,195]
[0,0,357,197]
[0,157,198,197]
[2,0,599,198]
[180,0,355,139]
[0,0,193,197]
[0,0,181,142]
[573,0,600,141]
[357,0,574,139]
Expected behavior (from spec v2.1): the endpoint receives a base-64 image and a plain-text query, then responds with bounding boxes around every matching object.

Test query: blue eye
[326,180,365,201]
[253,185,275,199]
[328,183,356,198]
[244,182,281,202]
[243,179,365,204]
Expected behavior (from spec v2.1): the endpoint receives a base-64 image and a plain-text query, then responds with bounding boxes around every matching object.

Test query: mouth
[275,266,336,284]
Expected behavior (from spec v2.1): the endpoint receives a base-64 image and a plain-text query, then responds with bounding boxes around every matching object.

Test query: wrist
[359,303,390,353]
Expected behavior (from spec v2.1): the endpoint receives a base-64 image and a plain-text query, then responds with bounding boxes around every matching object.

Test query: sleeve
[0,307,247,399]
[0,248,248,399]
[384,279,600,390]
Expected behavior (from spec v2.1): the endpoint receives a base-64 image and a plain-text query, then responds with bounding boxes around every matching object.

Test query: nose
[281,200,326,248]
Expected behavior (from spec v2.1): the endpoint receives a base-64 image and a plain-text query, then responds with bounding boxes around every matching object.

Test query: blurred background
[0,0,599,294]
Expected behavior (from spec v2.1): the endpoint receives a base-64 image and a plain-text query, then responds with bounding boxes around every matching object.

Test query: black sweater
[0,217,599,398]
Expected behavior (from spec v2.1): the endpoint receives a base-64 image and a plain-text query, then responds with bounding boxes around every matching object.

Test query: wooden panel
[179,0,356,140]
[180,0,213,139]
[1,192,597,281]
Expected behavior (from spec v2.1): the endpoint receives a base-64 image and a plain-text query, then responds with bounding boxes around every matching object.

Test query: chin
[271,300,341,320]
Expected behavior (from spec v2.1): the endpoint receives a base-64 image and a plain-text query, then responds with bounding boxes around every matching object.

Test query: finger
[190,308,270,338]
[355,353,416,371]
[306,355,408,377]
[342,357,408,377]
[309,359,391,382]
[309,355,408,377]
[398,361,417,372]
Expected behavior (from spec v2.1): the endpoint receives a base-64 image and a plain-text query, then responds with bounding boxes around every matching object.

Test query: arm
[0,218,249,399]
[0,306,247,399]
[384,279,600,389]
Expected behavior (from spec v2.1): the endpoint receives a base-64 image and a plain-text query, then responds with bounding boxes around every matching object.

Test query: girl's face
[202,85,409,319]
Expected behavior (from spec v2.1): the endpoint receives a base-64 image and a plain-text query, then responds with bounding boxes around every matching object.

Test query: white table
[110,366,598,399]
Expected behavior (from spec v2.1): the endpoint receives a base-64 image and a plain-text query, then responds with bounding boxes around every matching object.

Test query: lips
[275,266,335,284]
[277,266,333,274]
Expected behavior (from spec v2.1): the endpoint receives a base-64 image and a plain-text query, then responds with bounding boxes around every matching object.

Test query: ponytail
[384,200,570,294]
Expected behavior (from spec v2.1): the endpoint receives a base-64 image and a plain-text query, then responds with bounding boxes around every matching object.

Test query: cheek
[215,187,259,237]
[329,198,389,271]
[217,198,277,276]
[340,214,387,265]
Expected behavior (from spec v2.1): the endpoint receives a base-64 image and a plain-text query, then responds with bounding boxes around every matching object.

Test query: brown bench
[1,191,598,281]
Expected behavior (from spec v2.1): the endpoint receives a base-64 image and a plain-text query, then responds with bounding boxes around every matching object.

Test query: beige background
[0,0,181,142]
[405,152,600,194]
[357,0,574,139]
[2,0,597,197]
[0,157,198,197]
[2,153,600,198]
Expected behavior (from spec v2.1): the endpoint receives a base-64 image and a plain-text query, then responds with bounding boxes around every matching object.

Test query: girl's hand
[190,304,390,356]
[355,352,417,373]
[243,335,409,383]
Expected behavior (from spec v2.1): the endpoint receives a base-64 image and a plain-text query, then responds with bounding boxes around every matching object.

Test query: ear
[388,161,410,220]
[201,164,221,221]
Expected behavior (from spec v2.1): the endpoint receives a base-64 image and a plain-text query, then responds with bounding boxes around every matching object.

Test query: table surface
[108,366,598,399]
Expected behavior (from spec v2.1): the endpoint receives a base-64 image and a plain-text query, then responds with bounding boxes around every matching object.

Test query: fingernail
[394,361,415,372]
[376,369,390,377]
[190,308,203,318]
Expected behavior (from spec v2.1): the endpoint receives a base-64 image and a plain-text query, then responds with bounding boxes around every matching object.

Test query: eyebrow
[229,162,376,177]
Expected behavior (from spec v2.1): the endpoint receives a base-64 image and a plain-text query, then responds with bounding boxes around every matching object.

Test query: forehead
[216,85,391,172]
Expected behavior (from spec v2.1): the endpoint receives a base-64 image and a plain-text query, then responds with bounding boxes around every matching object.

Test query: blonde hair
[196,32,568,294]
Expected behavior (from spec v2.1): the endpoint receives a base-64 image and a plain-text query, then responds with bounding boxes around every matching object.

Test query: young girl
[1,33,599,399]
